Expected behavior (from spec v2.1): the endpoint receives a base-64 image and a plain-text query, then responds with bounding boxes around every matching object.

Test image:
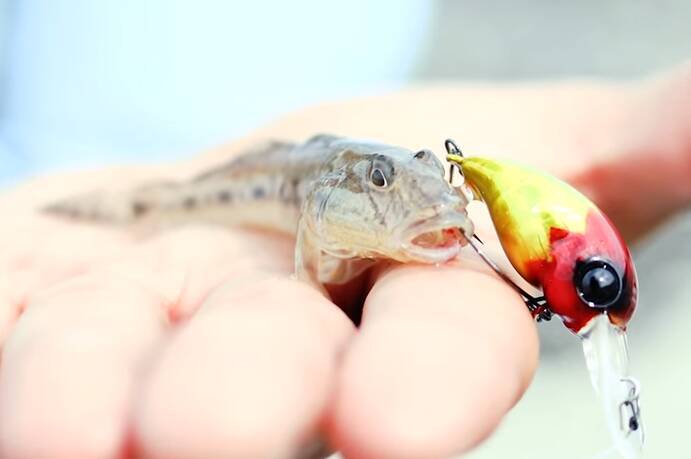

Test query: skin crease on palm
[0,64,689,459]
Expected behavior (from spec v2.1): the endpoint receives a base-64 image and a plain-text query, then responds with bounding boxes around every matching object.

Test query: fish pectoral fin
[295,218,373,287]
[42,180,182,225]
[317,255,375,286]
[294,218,335,291]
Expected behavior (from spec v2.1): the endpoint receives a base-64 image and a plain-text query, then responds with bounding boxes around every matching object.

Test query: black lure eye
[370,167,387,187]
[574,257,623,308]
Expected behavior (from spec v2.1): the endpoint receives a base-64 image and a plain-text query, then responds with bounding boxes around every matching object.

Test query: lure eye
[370,168,387,187]
[574,257,623,309]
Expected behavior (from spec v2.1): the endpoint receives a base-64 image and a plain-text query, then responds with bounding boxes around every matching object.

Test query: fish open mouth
[411,227,462,249]
[401,212,470,263]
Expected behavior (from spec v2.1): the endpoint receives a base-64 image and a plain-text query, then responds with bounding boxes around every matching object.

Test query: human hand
[0,64,689,459]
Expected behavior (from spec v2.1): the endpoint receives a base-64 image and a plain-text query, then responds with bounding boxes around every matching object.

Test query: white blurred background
[484,214,691,459]
[0,1,689,458]
[417,2,691,459]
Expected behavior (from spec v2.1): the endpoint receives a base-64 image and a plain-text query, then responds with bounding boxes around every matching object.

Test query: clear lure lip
[399,210,470,263]
[580,314,644,459]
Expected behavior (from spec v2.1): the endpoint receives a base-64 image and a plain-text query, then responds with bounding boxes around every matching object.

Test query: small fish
[446,142,643,457]
[44,134,474,286]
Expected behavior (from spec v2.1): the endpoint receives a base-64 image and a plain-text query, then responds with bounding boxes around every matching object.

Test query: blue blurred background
[2,0,690,186]
[0,2,689,458]
[0,0,430,186]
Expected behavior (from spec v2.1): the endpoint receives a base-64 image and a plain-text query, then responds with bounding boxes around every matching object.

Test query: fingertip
[365,265,540,391]
[0,274,165,459]
[327,265,539,459]
[135,277,354,459]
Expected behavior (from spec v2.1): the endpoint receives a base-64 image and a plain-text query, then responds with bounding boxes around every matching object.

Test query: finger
[568,64,691,241]
[0,274,166,459]
[98,226,296,321]
[0,224,303,459]
[0,216,132,345]
[0,265,23,344]
[327,264,539,459]
[134,276,354,459]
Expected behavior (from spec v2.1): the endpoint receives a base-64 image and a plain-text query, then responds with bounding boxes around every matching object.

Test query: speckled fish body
[46,135,474,286]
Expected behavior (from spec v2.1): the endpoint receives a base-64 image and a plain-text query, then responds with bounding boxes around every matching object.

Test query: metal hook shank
[463,234,552,321]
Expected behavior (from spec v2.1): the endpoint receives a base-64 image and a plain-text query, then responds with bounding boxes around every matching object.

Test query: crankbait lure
[445,140,643,458]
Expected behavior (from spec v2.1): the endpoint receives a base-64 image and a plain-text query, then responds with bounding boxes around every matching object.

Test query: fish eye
[574,257,623,308]
[370,167,387,187]
[368,157,394,189]
[414,150,430,160]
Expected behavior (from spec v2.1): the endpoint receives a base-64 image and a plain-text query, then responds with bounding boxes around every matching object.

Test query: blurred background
[0,1,689,458]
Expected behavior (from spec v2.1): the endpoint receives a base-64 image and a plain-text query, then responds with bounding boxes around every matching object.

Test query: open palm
[0,65,689,459]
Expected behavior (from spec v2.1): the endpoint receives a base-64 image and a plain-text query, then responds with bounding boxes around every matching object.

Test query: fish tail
[42,139,300,227]
[42,180,185,225]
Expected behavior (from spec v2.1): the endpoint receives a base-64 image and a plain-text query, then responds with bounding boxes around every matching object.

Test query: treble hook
[620,377,644,441]
[463,235,552,322]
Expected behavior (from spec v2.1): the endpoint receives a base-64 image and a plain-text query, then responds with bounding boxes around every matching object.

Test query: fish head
[305,142,473,263]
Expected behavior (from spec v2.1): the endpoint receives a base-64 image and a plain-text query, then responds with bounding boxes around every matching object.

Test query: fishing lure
[445,140,643,458]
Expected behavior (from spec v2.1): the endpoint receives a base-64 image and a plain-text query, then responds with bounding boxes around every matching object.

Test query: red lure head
[527,211,638,333]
